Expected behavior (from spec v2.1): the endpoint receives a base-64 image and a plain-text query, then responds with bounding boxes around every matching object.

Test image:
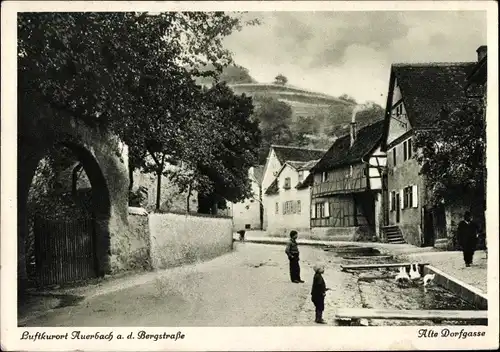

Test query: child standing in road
[285,230,304,283]
[311,264,329,324]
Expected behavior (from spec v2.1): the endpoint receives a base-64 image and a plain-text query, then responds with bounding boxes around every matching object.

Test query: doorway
[395,193,400,223]
[423,208,435,247]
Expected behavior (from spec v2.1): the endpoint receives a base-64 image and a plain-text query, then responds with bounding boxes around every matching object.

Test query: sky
[223,11,487,106]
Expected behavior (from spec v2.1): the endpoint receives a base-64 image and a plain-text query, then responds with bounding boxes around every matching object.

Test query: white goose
[423,273,436,287]
[395,266,411,287]
[409,263,421,280]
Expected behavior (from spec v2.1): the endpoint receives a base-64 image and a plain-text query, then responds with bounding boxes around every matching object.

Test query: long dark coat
[457,220,478,250]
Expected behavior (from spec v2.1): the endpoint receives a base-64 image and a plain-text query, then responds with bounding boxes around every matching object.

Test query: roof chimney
[476,45,487,62]
[350,105,361,147]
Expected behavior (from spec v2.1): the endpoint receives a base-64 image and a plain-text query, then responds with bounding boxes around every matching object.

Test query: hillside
[230,83,352,119]
[198,65,384,150]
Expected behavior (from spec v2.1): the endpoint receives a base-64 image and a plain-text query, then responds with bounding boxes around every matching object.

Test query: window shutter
[403,142,407,161]
[400,189,404,209]
[412,185,418,208]
[311,203,316,218]
[389,191,393,211]
[324,201,330,217]
[282,202,286,215]
[297,200,301,214]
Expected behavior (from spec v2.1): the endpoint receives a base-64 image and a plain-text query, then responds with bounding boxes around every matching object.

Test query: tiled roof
[467,57,487,85]
[271,145,326,164]
[286,159,319,171]
[264,178,279,195]
[312,120,384,172]
[297,173,314,189]
[391,62,476,128]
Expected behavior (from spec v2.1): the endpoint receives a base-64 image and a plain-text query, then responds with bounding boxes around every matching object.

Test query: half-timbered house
[303,120,386,241]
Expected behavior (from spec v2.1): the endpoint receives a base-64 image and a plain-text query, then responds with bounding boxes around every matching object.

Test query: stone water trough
[328,246,488,326]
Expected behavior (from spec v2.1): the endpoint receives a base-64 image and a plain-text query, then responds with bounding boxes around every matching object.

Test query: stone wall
[148,212,233,269]
[387,150,425,246]
[109,209,152,272]
[132,171,199,214]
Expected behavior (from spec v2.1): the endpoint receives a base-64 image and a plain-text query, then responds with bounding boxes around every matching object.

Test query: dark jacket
[311,272,326,299]
[457,220,478,249]
[285,239,299,260]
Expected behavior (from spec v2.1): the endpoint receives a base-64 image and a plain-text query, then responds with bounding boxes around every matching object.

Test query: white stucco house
[231,166,264,231]
[264,158,320,236]
[261,145,326,230]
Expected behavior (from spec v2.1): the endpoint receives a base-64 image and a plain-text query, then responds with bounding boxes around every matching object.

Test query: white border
[2,1,499,351]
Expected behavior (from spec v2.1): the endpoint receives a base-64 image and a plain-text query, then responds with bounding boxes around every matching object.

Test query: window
[282,200,301,215]
[322,172,328,182]
[403,138,413,161]
[314,202,329,218]
[275,202,279,214]
[284,177,291,189]
[315,202,325,218]
[402,185,419,209]
[390,191,396,211]
[298,171,304,182]
[392,147,397,166]
[394,103,403,116]
[403,186,412,208]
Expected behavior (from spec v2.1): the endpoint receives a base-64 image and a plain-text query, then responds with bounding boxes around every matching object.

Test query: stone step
[386,232,402,237]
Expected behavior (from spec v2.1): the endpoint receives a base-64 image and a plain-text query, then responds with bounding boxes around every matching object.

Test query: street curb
[423,265,488,310]
[234,238,329,247]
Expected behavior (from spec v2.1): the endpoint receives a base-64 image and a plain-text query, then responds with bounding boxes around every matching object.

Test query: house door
[423,208,435,247]
[395,193,401,223]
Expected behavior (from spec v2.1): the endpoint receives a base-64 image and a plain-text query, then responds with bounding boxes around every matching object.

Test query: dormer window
[284,177,291,189]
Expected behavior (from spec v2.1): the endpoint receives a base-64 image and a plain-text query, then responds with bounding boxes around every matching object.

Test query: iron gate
[33,215,97,286]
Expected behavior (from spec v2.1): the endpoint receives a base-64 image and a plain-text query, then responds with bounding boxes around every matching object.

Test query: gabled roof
[271,145,326,164]
[264,178,279,195]
[389,62,476,129]
[286,159,319,171]
[467,56,487,86]
[311,120,384,172]
[264,159,319,195]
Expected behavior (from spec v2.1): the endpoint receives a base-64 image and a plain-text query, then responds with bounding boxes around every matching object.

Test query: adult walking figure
[457,211,478,267]
[285,230,304,283]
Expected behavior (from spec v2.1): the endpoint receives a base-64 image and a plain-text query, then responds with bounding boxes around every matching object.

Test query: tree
[292,116,319,147]
[339,94,357,104]
[19,12,258,210]
[253,97,294,164]
[166,83,261,214]
[274,74,288,85]
[218,64,256,84]
[196,64,256,86]
[414,100,486,211]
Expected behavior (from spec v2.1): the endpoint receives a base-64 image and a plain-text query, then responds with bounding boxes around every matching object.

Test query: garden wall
[148,212,233,269]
